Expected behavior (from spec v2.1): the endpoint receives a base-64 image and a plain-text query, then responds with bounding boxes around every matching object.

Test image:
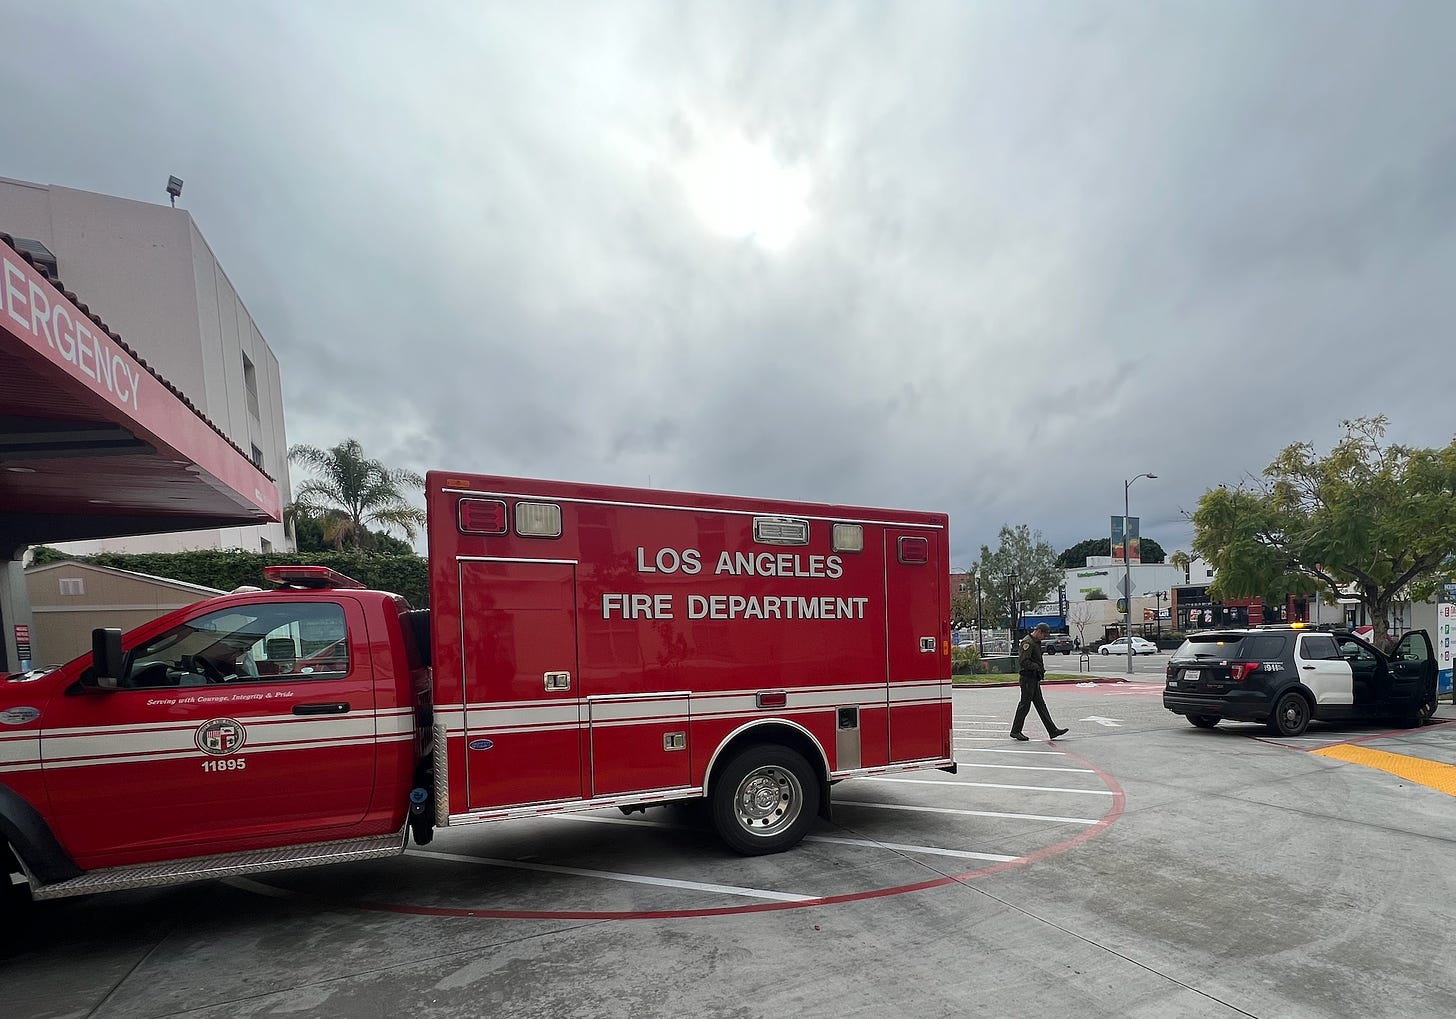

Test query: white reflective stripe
[588,717,690,730]
[41,735,384,770]
[588,697,688,722]
[457,723,579,736]
[41,715,379,762]
[0,737,39,765]
[375,714,416,735]
[888,683,948,703]
[44,729,195,760]
[38,706,406,741]
[465,704,580,728]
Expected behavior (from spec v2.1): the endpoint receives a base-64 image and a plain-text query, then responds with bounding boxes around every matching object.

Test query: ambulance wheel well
[0,786,82,886]
[705,722,831,816]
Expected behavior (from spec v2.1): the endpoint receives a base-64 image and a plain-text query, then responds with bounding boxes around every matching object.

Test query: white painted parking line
[954,737,1012,743]
[954,761,1093,774]
[862,776,1115,796]
[838,800,1100,825]
[545,813,1019,863]
[957,747,1066,756]
[953,713,999,718]
[805,835,1017,862]
[406,849,815,903]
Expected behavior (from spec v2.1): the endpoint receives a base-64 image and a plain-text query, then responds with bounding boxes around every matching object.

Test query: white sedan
[1100,636,1158,655]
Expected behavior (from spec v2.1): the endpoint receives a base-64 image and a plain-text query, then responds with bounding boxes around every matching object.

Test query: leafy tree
[1169,550,1191,583]
[976,525,1060,629]
[1191,417,1456,647]
[1056,536,1166,568]
[288,438,426,550]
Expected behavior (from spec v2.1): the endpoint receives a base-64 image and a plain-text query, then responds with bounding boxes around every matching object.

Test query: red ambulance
[0,472,953,908]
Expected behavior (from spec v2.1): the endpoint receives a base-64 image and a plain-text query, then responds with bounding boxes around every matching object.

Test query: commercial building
[0,176,291,554]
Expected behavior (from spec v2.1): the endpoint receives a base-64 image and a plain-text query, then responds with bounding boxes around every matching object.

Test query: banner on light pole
[1111,514,1141,564]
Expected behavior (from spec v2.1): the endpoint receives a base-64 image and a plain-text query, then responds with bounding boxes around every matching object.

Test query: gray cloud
[4,1,1453,564]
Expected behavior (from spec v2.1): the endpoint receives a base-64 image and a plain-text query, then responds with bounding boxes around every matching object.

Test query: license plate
[1182,669,1201,682]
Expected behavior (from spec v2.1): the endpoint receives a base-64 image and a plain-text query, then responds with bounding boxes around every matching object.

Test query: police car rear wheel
[1419,699,1437,724]
[712,746,819,856]
[1187,715,1219,729]
[1270,692,1310,737]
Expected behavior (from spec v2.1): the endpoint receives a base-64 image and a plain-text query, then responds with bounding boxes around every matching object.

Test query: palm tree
[287,439,426,550]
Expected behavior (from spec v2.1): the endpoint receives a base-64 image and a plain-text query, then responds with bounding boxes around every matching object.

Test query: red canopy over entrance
[0,234,280,548]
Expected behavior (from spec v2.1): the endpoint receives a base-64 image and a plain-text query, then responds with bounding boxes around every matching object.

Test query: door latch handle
[544,671,571,692]
[1302,665,1316,671]
[293,701,350,715]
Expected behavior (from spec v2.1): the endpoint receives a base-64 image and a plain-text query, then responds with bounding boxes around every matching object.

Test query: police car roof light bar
[261,566,367,590]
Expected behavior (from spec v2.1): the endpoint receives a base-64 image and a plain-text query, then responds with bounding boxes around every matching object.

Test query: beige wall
[25,563,220,665]
[0,176,292,554]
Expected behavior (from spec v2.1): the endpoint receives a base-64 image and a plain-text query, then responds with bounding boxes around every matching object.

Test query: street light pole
[1123,472,1157,675]
[976,579,984,656]
[1007,572,1018,651]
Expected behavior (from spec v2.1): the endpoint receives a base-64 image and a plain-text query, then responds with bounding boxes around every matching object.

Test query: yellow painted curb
[1312,744,1456,797]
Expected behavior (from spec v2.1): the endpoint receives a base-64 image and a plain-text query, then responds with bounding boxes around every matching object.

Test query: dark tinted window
[1243,635,1287,659]
[1299,634,1340,661]
[1172,633,1244,658]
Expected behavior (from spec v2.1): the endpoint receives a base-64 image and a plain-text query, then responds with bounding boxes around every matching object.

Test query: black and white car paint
[1162,626,1438,736]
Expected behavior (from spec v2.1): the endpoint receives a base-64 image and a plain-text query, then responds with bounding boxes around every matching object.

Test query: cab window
[121,602,350,689]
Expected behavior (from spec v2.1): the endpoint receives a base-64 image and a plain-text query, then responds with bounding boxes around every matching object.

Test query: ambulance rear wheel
[712,746,819,856]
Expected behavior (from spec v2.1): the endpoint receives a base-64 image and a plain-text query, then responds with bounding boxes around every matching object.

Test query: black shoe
[1009,731,1030,741]
[1049,727,1069,739]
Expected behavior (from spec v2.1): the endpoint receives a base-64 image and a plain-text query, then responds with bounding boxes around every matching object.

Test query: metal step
[31,828,406,901]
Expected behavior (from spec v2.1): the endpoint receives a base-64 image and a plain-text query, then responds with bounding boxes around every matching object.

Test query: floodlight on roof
[166,175,184,207]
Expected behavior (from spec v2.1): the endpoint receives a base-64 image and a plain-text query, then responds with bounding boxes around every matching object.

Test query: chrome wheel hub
[734,766,802,836]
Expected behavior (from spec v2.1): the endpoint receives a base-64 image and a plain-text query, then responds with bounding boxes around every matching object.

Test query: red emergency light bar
[261,566,368,590]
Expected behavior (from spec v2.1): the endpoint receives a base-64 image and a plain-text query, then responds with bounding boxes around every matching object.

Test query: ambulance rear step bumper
[30,827,407,901]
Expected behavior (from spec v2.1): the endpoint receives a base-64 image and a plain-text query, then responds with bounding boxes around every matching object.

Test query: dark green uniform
[1018,633,1045,680]
[1011,630,1065,739]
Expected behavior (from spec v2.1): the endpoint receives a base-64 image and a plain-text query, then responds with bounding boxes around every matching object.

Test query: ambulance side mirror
[90,628,125,691]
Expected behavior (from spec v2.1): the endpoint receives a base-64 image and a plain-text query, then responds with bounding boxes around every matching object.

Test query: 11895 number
[201,758,246,772]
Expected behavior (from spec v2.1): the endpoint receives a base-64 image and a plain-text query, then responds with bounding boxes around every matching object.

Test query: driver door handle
[293,701,350,715]
[1302,665,1316,670]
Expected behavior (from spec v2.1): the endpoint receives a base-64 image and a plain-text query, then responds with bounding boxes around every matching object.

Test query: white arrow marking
[1081,715,1123,727]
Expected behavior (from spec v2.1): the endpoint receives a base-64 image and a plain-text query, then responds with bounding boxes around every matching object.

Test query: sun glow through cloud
[679,134,811,251]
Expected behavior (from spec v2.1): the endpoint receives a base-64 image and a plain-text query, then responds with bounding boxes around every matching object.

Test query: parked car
[1162,624,1438,736]
[1042,634,1076,654]
[1100,636,1158,656]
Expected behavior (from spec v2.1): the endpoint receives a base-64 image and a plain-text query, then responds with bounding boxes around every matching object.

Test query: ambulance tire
[711,746,819,856]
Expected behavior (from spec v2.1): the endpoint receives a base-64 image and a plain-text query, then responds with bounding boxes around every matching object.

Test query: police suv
[1163,624,1438,737]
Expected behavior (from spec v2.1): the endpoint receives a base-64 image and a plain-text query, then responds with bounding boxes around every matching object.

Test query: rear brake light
[898,536,930,564]
[1229,662,1260,681]
[458,498,507,535]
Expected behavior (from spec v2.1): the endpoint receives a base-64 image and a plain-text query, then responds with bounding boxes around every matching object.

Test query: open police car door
[1389,630,1438,723]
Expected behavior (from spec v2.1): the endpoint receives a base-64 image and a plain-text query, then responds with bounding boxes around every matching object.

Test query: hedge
[30,547,430,608]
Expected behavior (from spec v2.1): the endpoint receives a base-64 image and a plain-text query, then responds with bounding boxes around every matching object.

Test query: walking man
[1011,622,1069,741]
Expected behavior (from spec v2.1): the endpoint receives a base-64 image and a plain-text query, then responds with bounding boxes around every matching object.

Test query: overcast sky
[4,1,1453,564]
